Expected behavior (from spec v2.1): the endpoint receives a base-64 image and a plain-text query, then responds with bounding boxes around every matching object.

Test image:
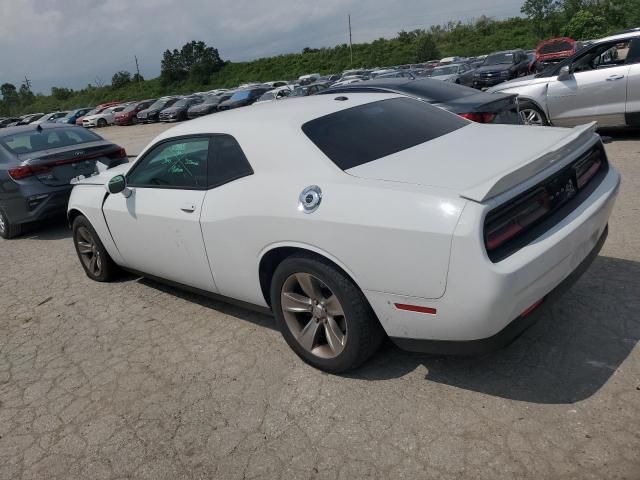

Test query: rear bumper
[365,163,620,351]
[390,225,607,354]
[2,186,72,226]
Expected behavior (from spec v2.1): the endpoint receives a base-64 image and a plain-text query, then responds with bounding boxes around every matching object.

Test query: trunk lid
[19,141,124,187]
[346,122,598,202]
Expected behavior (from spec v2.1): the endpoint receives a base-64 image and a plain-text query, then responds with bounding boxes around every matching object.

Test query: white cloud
[0,0,523,93]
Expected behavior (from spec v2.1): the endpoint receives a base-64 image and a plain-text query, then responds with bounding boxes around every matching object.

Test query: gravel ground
[0,123,639,480]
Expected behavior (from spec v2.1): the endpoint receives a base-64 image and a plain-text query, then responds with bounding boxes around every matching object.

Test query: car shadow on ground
[138,277,277,331]
[22,219,71,241]
[599,127,640,142]
[350,255,640,404]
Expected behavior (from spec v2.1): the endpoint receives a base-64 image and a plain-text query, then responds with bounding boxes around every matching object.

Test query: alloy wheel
[520,108,544,126]
[76,226,102,276]
[280,273,348,359]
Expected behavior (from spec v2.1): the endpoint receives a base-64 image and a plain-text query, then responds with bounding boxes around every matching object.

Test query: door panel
[103,188,216,292]
[547,65,629,127]
[627,63,640,124]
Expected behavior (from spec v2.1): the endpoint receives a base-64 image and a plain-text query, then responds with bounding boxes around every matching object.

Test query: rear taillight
[8,165,52,180]
[485,188,551,251]
[575,156,602,189]
[108,147,127,160]
[459,112,496,123]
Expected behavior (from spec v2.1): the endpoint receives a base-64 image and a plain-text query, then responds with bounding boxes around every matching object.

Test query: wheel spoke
[324,317,346,355]
[296,273,322,300]
[89,256,98,274]
[77,241,93,255]
[324,295,344,317]
[297,318,320,351]
[281,292,312,313]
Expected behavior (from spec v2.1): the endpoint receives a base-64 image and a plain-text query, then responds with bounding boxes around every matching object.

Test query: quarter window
[127,137,210,189]
[208,135,253,188]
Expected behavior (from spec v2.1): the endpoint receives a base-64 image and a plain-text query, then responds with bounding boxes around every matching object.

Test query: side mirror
[107,174,127,195]
[558,65,572,80]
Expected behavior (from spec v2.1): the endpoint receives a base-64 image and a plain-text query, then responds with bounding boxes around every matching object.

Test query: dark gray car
[0,124,127,238]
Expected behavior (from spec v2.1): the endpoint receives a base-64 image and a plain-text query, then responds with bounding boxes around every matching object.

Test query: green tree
[51,87,74,101]
[19,82,35,107]
[415,32,440,62]
[1,83,19,114]
[521,0,559,36]
[132,73,144,83]
[562,10,608,39]
[111,70,132,89]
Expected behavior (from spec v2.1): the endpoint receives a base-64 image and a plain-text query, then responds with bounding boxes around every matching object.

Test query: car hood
[162,106,184,114]
[474,64,512,73]
[189,104,213,111]
[487,74,548,92]
[72,162,133,186]
[346,122,598,202]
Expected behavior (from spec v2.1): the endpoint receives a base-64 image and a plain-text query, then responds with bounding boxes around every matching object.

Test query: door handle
[606,75,625,81]
[180,203,196,213]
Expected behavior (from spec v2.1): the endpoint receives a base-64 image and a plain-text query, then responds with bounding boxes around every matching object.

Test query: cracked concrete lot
[1,123,639,479]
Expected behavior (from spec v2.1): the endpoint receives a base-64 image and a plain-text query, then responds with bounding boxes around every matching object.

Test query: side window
[573,40,632,72]
[208,135,253,188]
[127,137,210,189]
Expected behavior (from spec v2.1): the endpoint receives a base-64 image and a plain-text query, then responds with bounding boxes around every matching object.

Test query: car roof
[153,93,401,140]
[595,28,640,43]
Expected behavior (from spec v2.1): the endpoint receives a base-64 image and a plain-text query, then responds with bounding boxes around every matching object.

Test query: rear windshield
[302,98,467,170]
[395,79,477,102]
[1,128,101,155]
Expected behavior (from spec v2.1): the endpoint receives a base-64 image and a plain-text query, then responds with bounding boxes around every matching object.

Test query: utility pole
[23,75,32,91]
[134,55,141,81]
[348,14,353,67]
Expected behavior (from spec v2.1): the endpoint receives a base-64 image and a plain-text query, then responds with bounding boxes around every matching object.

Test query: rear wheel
[97,118,107,128]
[519,101,549,126]
[0,208,22,239]
[271,254,385,373]
[72,216,118,282]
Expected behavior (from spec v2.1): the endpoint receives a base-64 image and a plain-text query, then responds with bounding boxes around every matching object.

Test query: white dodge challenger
[68,93,620,372]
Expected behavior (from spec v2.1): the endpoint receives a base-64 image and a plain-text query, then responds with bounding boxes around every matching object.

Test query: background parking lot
[1,124,639,479]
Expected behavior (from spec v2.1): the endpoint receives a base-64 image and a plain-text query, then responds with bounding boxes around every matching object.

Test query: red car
[114,99,156,126]
[534,37,577,73]
[75,101,121,126]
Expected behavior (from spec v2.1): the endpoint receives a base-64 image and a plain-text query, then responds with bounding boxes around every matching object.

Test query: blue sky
[0,0,524,93]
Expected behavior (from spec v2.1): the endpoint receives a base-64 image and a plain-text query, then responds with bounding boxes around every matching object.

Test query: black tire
[131,116,139,125]
[97,118,107,128]
[518,101,549,126]
[270,254,385,373]
[72,215,118,282]
[0,208,22,239]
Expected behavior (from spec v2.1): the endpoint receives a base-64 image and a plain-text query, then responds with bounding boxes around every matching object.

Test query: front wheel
[72,216,118,282]
[97,118,107,128]
[270,254,385,373]
[519,101,549,126]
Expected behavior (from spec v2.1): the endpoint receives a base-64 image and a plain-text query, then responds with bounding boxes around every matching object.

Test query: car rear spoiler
[461,122,598,202]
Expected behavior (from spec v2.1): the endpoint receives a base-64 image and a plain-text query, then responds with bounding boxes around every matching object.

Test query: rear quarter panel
[199,168,465,307]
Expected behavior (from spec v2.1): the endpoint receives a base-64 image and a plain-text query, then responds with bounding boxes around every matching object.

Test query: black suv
[472,50,530,89]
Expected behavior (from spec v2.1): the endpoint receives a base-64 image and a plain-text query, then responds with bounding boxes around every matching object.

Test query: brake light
[8,165,52,180]
[108,147,127,160]
[459,112,496,123]
[485,188,551,251]
[576,158,602,189]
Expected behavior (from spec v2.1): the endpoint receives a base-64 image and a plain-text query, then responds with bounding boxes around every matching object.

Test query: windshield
[173,98,194,108]
[432,66,458,76]
[483,53,514,65]
[230,91,251,101]
[258,91,276,101]
[1,128,102,155]
[148,99,172,110]
[291,87,309,97]
[122,104,139,113]
[203,95,220,105]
